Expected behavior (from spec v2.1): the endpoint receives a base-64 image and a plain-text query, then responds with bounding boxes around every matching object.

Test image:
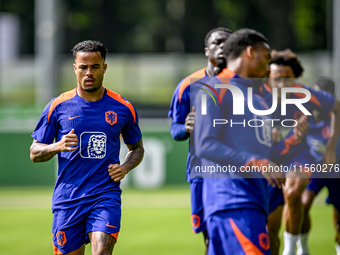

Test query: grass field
[0,185,336,254]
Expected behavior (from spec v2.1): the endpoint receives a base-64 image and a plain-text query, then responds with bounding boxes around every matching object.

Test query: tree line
[0,0,331,55]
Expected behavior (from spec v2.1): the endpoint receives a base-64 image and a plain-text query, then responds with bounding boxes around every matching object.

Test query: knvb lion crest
[259,233,270,251]
[56,231,67,246]
[87,134,106,159]
[79,132,107,159]
[191,214,200,229]
[105,111,117,125]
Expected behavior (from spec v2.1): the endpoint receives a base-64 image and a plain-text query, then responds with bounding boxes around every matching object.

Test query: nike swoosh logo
[68,115,81,120]
[106,223,117,228]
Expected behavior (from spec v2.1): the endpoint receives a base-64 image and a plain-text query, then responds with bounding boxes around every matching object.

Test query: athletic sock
[335,242,340,255]
[282,231,299,255]
[297,233,309,255]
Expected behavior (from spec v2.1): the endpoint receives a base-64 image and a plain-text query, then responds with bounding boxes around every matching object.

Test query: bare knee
[284,178,308,206]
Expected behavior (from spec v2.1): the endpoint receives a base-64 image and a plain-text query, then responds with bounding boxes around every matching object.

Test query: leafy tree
[0,0,331,54]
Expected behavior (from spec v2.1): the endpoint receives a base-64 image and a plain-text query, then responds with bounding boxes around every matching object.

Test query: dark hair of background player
[223,28,269,61]
[270,49,304,78]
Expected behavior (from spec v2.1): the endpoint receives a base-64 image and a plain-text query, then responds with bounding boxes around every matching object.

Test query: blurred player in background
[265,49,309,255]
[194,28,284,255]
[298,77,340,255]
[169,27,232,140]
[30,40,144,255]
[168,27,233,253]
[266,50,340,255]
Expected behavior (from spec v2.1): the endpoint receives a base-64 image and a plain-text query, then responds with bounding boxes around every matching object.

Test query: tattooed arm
[30,129,78,163]
[108,138,144,182]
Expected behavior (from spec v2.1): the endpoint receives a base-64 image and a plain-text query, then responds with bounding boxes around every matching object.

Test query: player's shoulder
[293,82,323,95]
[294,82,332,96]
[216,68,235,79]
[227,74,251,89]
[106,88,133,106]
[182,67,207,83]
[178,67,207,91]
[261,83,272,93]
[106,88,137,122]
[51,89,77,105]
[47,89,77,121]
[293,82,311,90]
[294,82,334,107]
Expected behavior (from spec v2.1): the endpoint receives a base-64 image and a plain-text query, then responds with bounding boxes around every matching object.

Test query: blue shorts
[307,178,340,213]
[207,209,270,255]
[268,185,284,214]
[190,179,206,233]
[52,194,121,254]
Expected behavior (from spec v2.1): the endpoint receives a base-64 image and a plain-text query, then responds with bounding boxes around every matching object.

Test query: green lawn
[276,195,336,255]
[0,186,336,254]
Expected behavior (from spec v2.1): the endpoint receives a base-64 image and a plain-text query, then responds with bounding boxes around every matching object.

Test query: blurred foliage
[0,0,332,54]
[0,0,35,54]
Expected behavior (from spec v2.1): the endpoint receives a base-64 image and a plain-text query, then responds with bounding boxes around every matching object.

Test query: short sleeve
[31,99,58,144]
[121,105,142,144]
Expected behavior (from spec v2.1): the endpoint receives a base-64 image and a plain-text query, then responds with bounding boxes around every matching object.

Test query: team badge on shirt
[105,111,117,125]
[80,132,107,159]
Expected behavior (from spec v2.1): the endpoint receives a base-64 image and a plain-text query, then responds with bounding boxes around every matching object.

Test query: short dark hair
[270,49,304,78]
[223,28,269,60]
[315,77,335,95]
[71,40,108,61]
[204,27,232,47]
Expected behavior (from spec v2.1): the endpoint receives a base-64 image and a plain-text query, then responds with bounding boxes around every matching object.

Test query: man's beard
[214,58,226,75]
[84,86,100,92]
[217,58,226,70]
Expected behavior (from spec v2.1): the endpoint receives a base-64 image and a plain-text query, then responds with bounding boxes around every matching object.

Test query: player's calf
[282,178,309,255]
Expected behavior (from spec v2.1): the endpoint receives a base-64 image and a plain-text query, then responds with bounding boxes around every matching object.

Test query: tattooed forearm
[89,231,116,255]
[30,140,60,163]
[123,139,144,172]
